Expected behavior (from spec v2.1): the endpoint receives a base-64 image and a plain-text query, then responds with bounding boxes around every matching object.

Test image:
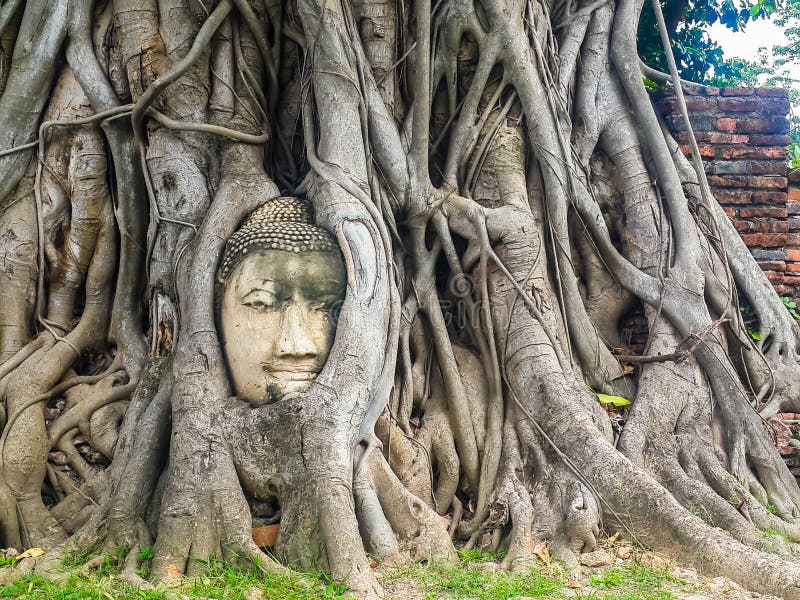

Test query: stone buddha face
[218,198,346,406]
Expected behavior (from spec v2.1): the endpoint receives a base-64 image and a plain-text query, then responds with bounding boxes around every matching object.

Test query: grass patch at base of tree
[0,550,694,600]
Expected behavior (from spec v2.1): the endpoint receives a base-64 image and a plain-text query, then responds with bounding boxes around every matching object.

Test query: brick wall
[789,169,800,289]
[653,86,795,295]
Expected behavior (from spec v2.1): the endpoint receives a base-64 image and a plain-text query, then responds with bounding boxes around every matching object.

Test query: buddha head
[218,197,346,406]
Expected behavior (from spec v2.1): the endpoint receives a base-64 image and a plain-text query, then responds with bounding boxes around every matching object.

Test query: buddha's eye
[306,296,338,315]
[242,290,277,310]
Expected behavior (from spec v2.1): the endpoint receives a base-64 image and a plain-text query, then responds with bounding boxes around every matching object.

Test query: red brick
[789,188,800,201]
[712,189,753,204]
[737,220,788,233]
[766,271,785,283]
[252,525,279,547]
[783,276,800,285]
[720,117,791,134]
[718,98,762,112]
[721,87,756,96]
[719,146,787,160]
[722,207,736,217]
[761,220,788,233]
[787,264,800,273]
[677,131,749,144]
[787,249,800,262]
[716,117,737,132]
[788,234,800,246]
[740,233,787,247]
[680,144,714,158]
[751,191,788,204]
[739,207,787,218]
[707,175,787,189]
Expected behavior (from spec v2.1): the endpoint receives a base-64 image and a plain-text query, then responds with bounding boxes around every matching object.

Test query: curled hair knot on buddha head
[218,196,338,282]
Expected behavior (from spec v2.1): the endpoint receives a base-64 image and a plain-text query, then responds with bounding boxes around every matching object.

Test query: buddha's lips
[262,368,320,381]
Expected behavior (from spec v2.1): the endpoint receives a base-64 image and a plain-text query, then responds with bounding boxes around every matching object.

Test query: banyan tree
[0,0,800,597]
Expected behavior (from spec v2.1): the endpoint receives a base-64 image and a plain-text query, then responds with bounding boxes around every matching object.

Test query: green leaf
[750,330,762,341]
[596,393,632,407]
[642,76,658,91]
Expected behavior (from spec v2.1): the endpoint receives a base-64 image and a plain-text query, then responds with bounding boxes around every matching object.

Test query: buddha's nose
[277,303,318,358]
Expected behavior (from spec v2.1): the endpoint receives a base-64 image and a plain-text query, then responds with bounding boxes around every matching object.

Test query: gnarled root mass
[0,0,799,597]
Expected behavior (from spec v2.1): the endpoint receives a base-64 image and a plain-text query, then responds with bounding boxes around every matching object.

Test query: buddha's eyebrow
[241,286,277,299]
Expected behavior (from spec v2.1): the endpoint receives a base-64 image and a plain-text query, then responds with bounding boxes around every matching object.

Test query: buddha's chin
[273,377,314,395]
[236,372,318,406]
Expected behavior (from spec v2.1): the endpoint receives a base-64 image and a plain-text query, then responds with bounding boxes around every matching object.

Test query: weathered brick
[786,249,800,262]
[719,117,791,134]
[677,86,719,96]
[659,97,714,112]
[751,191,788,204]
[789,188,800,201]
[762,98,793,115]
[756,88,789,98]
[717,98,762,112]
[739,207,787,218]
[752,249,787,261]
[707,175,787,189]
[741,233,787,247]
[712,189,753,204]
[737,220,788,233]
[677,131,749,144]
[681,144,715,158]
[747,161,787,176]
[707,161,787,176]
[759,261,787,271]
[716,117,737,132]
[721,87,756,96]
[667,115,717,131]
[719,146,787,160]
[766,271,785,283]
[749,134,792,146]
[655,84,795,296]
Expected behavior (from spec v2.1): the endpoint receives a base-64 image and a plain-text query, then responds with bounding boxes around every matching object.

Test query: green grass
[578,563,685,599]
[381,549,564,599]
[0,549,693,600]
